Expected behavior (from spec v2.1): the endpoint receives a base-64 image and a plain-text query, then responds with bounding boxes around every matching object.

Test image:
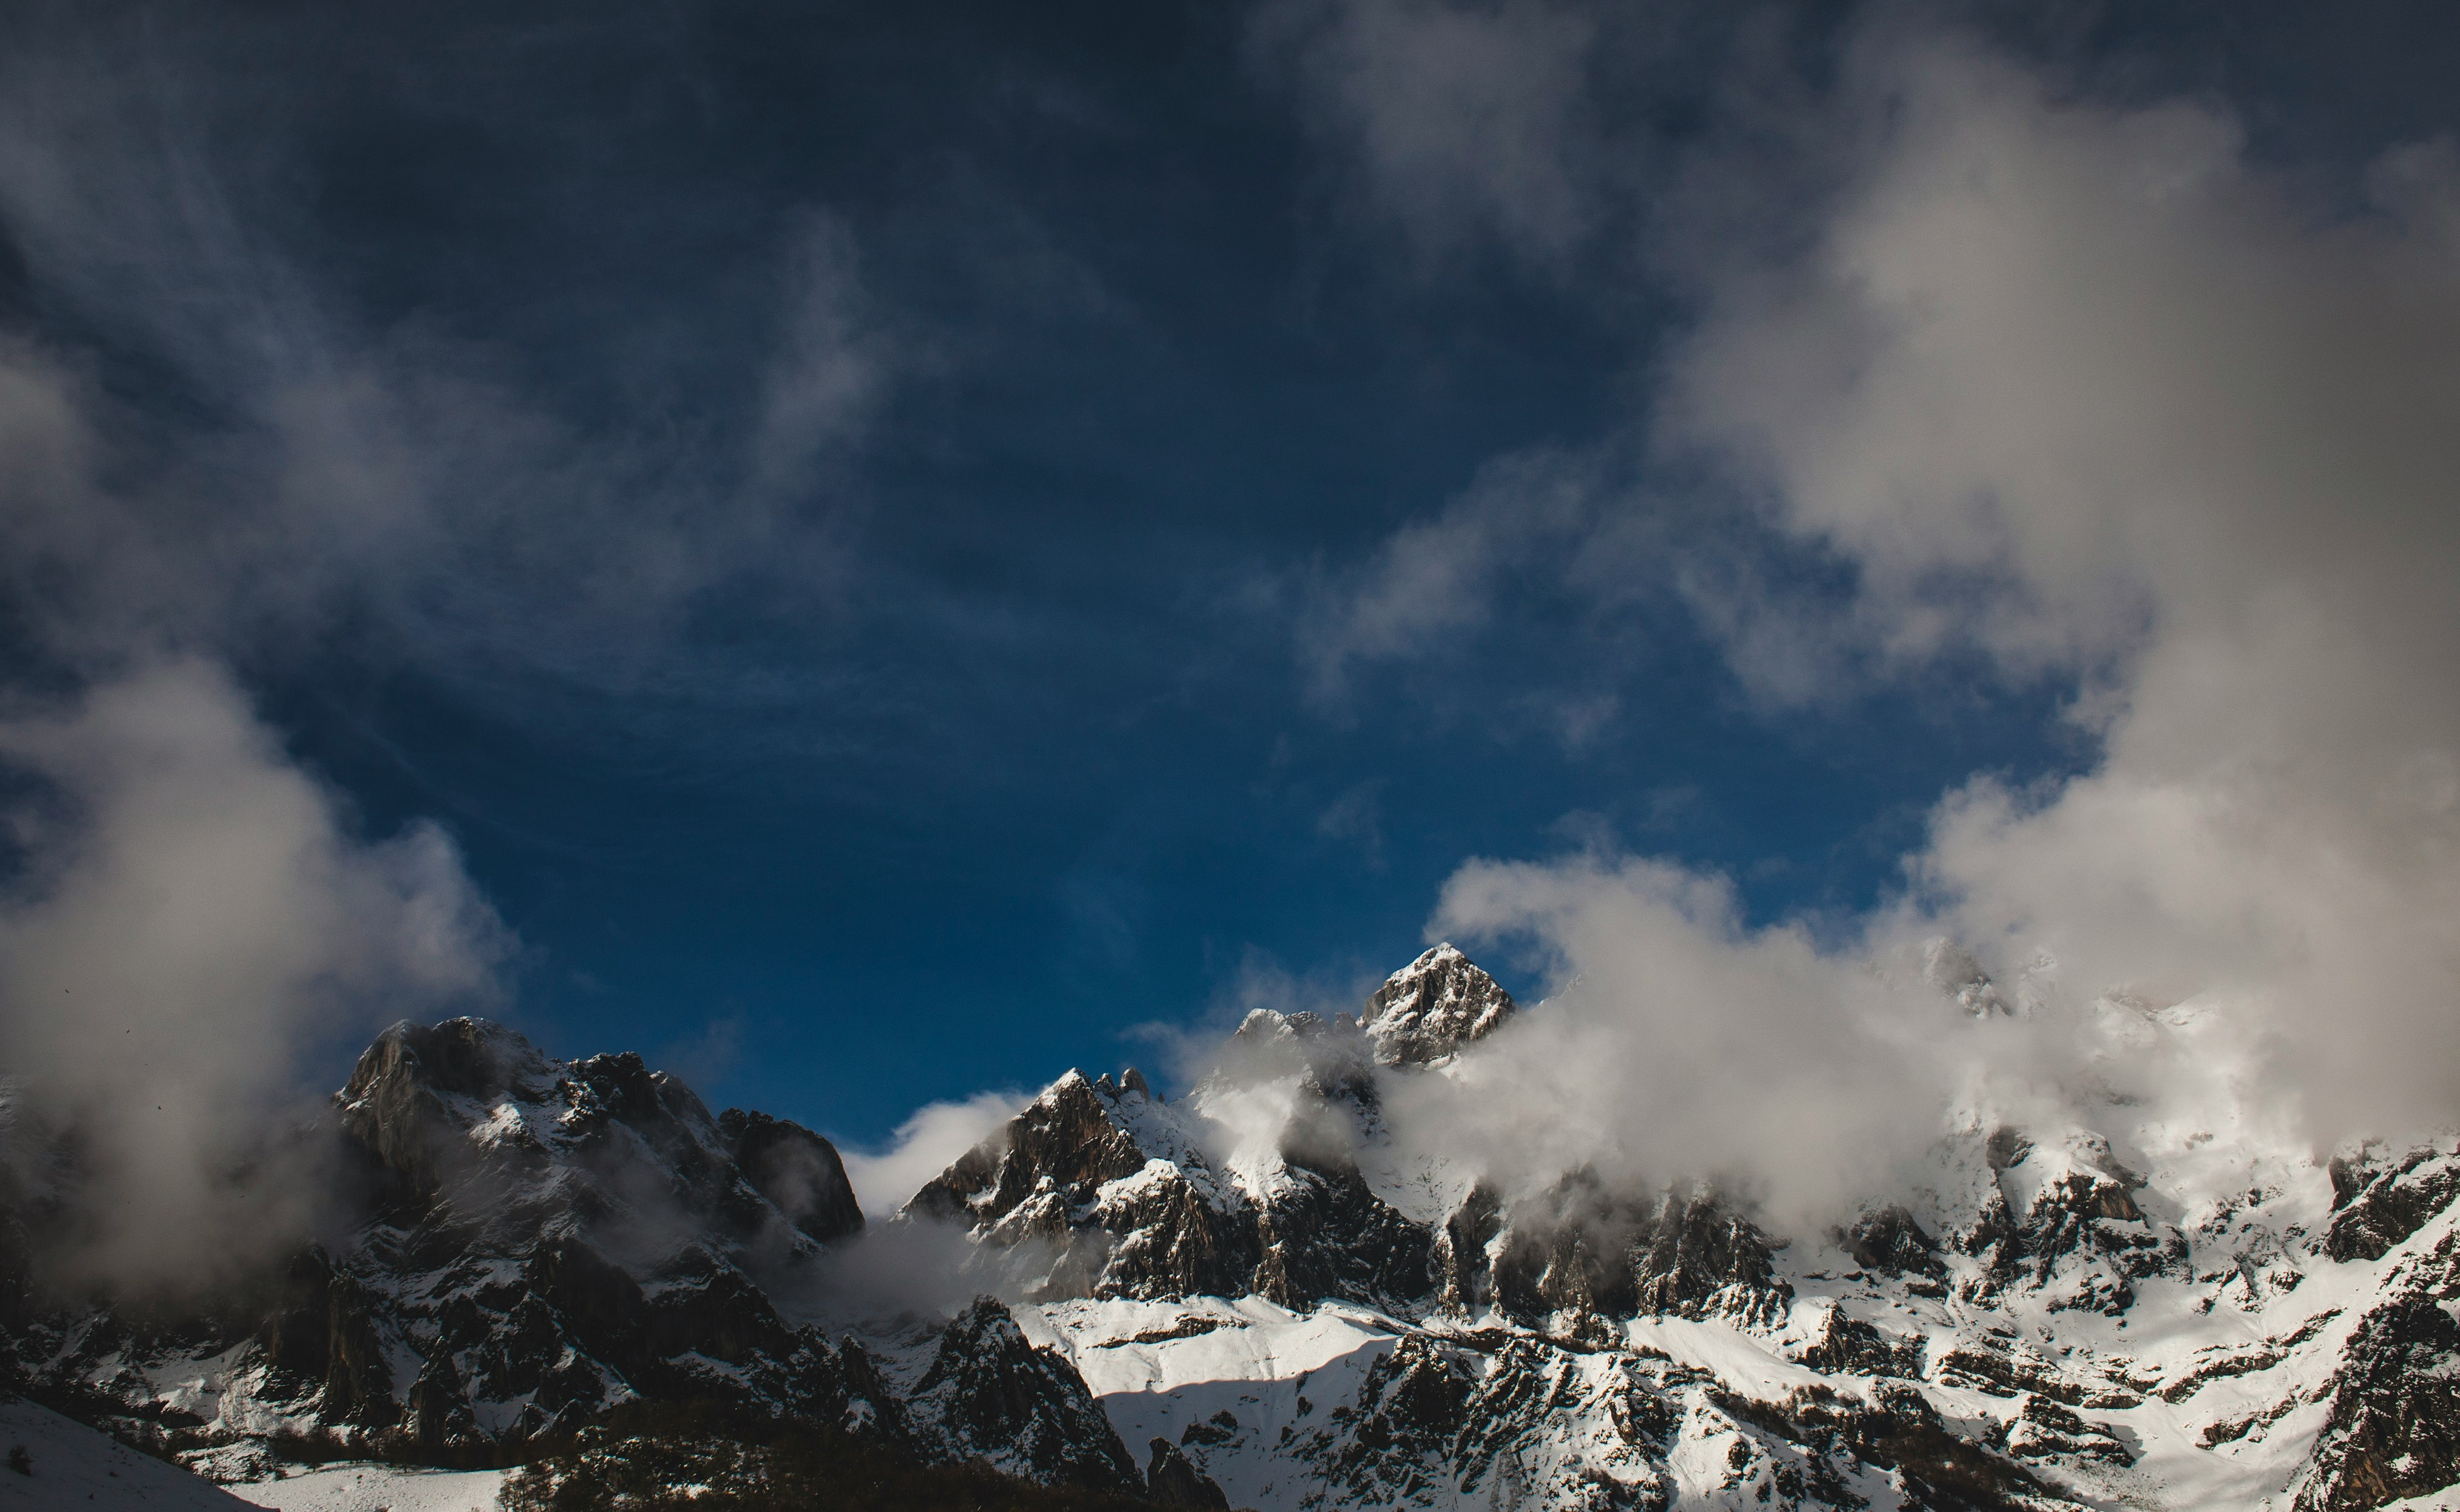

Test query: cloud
[0,22,914,1298]
[1316,779,1388,870]
[1405,853,1967,1222]
[1292,445,1599,702]
[0,660,511,1293]
[837,1089,1026,1220]
[1659,33,2460,1137]
[1282,22,2460,1203]
[1253,0,1602,271]
[749,212,898,504]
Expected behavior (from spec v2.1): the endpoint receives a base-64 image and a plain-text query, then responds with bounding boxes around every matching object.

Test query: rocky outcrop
[1,1019,932,1473]
[1362,944,1517,1067]
[2294,1231,2460,1512]
[908,1059,1435,1310]
[1252,1158,1433,1311]
[1487,1173,1790,1334]
[905,1297,1140,1493]
[1145,1436,1231,1510]
[1492,1170,1651,1332]
[1793,1305,1925,1379]
[1429,1182,1504,1318]
[1838,1204,1946,1286]
[294,1020,875,1444]
[1957,1126,2184,1315]
[1999,1394,2135,1467]
[1767,1382,2088,1511]
[909,1072,1151,1232]
[1629,1185,1791,1327]
[719,1109,863,1244]
[1293,1334,1477,1505]
[909,1070,1260,1302]
[2323,1142,2460,1263]
[258,1247,396,1427]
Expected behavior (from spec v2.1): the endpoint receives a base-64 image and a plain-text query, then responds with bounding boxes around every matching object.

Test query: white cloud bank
[1283,18,2460,1198]
[837,1089,1027,1222]
[1664,34,2460,1139]
[0,661,511,1292]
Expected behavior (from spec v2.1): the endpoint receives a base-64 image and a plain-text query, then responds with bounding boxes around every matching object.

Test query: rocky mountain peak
[1360,943,1516,1066]
[340,1017,553,1107]
[332,1017,559,1204]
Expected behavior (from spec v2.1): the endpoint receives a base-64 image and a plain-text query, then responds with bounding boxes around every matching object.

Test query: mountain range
[4,944,2456,1510]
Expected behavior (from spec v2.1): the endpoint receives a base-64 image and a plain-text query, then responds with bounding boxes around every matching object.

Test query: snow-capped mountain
[2,944,2456,1511]
[0,1017,1143,1496]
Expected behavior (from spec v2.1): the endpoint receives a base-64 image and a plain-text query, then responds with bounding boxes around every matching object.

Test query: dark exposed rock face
[1430,1182,1504,1318]
[295,1020,868,1444]
[1488,1173,1791,1334]
[1771,1382,2087,1511]
[1928,1329,2139,1414]
[1362,944,1517,1067]
[1252,1158,1433,1311]
[1493,1170,1650,1331]
[2323,1144,2460,1263]
[1839,1204,1945,1282]
[1630,1186,1791,1327]
[0,1019,959,1479]
[719,1109,863,1244]
[1146,1436,1231,1510]
[906,1297,1140,1494]
[909,1072,1148,1231]
[1299,1334,1478,1504]
[2295,1232,2460,1512]
[905,947,1530,1317]
[2000,1393,2135,1467]
[1794,1306,1925,1380]
[260,1247,396,1427]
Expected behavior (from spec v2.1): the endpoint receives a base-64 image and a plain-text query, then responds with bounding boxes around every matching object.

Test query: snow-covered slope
[0,1394,255,1508]
[227,1463,504,1512]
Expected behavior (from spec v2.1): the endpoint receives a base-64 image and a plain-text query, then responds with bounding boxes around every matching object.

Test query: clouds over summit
[1285,13,2460,1175]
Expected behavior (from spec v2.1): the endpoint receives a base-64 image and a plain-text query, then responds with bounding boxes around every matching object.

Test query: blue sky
[3,0,2457,1167]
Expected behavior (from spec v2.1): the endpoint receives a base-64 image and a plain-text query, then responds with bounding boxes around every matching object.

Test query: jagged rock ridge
[2,948,2458,1512]
[0,1020,1139,1497]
